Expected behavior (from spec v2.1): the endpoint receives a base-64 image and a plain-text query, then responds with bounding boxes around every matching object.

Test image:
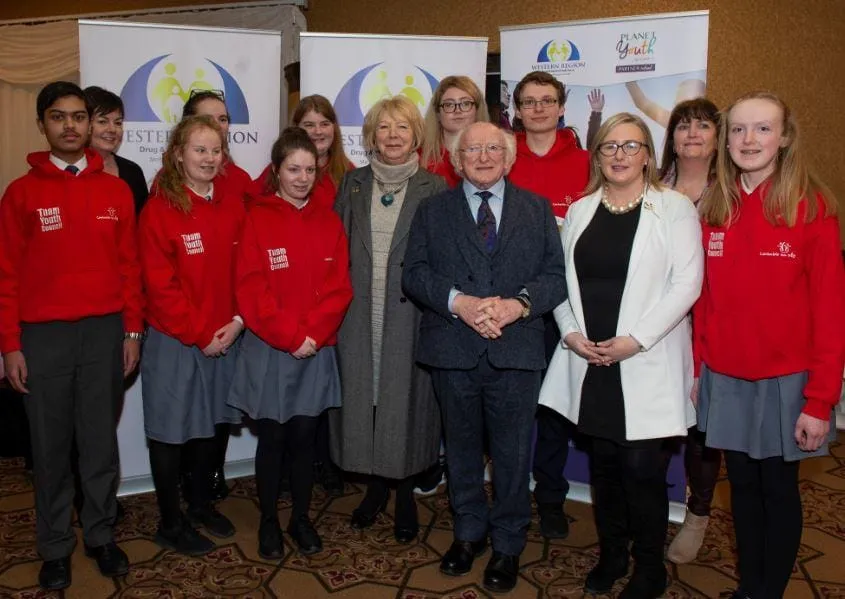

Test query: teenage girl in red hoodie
[695,91,845,599]
[228,127,352,559]
[139,115,245,557]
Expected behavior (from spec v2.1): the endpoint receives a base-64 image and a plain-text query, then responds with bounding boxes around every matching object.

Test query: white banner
[300,32,489,167]
[79,20,281,183]
[79,20,280,489]
[501,11,709,161]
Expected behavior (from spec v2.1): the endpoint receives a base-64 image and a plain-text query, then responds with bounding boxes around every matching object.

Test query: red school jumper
[251,164,346,212]
[236,193,352,353]
[0,149,144,353]
[508,128,589,221]
[139,183,245,349]
[693,184,845,420]
[424,148,461,188]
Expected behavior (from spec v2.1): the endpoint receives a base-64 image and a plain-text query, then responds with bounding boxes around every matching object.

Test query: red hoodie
[508,129,589,221]
[251,163,342,212]
[693,184,845,420]
[424,148,461,188]
[139,183,245,349]
[0,149,144,353]
[218,159,252,202]
[236,193,352,352]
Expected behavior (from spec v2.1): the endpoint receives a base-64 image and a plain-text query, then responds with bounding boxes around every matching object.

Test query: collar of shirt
[49,153,88,175]
[463,177,506,232]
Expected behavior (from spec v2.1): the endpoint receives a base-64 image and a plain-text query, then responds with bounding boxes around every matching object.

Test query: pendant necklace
[377,180,406,207]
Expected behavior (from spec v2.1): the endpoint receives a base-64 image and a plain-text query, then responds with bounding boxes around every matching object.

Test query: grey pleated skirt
[226,330,341,424]
[141,326,243,444]
[698,364,836,462]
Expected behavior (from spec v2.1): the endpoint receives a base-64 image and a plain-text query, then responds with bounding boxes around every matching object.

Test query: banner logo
[536,40,581,63]
[120,54,250,124]
[615,31,657,73]
[333,62,440,126]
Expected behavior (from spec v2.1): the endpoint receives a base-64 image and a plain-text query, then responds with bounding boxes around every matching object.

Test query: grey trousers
[22,313,123,560]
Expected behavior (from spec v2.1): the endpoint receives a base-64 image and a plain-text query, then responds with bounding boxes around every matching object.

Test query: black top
[115,154,149,215]
[575,201,642,442]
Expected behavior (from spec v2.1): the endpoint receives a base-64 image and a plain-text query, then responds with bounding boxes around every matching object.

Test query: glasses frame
[517,97,559,110]
[459,143,506,157]
[188,88,226,100]
[439,99,478,113]
[597,140,649,157]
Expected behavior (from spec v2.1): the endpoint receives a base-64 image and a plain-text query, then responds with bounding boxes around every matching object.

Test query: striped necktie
[476,191,497,253]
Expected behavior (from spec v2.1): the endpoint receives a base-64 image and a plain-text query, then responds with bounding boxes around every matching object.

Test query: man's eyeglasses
[598,140,648,157]
[460,144,506,156]
[440,100,477,113]
[188,88,226,100]
[518,97,558,109]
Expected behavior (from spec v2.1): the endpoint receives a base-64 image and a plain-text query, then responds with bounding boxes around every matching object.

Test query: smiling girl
[695,91,845,599]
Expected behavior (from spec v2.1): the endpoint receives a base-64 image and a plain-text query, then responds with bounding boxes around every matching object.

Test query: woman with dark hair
[420,75,489,187]
[228,127,352,559]
[139,115,245,556]
[657,98,723,565]
[180,90,252,500]
[332,96,447,544]
[84,86,148,214]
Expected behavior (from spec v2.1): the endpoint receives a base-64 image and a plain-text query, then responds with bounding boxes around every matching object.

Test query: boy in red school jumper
[0,81,144,591]
[506,71,589,541]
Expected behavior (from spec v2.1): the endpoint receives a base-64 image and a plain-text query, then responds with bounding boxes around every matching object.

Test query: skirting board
[118,458,686,524]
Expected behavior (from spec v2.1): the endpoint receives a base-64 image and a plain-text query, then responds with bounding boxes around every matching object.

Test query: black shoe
[258,520,284,560]
[210,468,229,501]
[584,549,629,594]
[154,519,215,556]
[483,551,519,593]
[350,490,389,529]
[38,557,71,591]
[618,566,668,599]
[315,461,344,497]
[439,539,488,576]
[414,461,444,495]
[287,514,322,555]
[394,525,419,544]
[84,541,129,577]
[187,506,235,538]
[537,502,569,540]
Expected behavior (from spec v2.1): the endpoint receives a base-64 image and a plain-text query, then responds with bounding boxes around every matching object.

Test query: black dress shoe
[187,506,235,538]
[584,548,630,594]
[210,468,230,501]
[439,539,488,576]
[537,502,569,539]
[288,514,323,555]
[258,520,284,560]
[394,525,419,544]
[618,566,667,599]
[483,551,519,593]
[38,556,71,591]
[84,541,129,577]
[414,461,445,495]
[154,519,214,556]
[350,492,389,529]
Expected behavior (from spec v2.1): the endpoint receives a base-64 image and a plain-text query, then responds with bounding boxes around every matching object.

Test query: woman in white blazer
[539,112,703,599]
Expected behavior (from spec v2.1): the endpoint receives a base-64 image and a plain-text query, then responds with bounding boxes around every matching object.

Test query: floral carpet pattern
[0,434,843,598]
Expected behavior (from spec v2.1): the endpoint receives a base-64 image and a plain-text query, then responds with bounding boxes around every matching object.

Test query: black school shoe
[584,548,629,594]
[84,541,129,577]
[618,565,667,599]
[315,461,344,497]
[154,518,215,556]
[287,514,323,555]
[482,551,519,593]
[210,468,230,501]
[38,556,71,591]
[258,519,285,560]
[187,505,235,539]
[537,502,569,539]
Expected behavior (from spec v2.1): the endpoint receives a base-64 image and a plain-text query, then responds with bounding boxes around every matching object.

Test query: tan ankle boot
[667,512,709,564]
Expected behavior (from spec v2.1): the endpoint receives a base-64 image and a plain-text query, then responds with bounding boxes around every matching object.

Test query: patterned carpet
[0,434,843,598]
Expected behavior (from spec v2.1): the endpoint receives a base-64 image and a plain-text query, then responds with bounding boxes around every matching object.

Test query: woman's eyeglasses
[598,140,648,157]
[439,100,477,113]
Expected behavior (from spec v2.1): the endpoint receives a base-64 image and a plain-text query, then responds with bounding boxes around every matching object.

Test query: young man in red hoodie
[0,81,144,591]
[508,71,590,541]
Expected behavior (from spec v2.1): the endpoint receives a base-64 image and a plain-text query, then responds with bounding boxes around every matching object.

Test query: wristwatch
[515,293,532,319]
[125,331,145,342]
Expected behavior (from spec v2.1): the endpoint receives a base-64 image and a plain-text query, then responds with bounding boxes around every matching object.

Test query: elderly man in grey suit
[402,122,566,593]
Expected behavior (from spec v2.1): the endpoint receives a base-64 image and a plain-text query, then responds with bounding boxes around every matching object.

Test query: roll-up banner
[502,12,709,515]
[300,32,489,167]
[500,11,709,160]
[78,20,281,490]
[79,20,282,183]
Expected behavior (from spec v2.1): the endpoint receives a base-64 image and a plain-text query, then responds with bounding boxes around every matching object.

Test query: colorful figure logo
[537,40,582,63]
[334,62,440,126]
[121,54,249,124]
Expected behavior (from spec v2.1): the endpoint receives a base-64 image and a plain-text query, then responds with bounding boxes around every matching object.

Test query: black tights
[255,416,319,524]
[684,427,722,516]
[149,437,215,530]
[358,474,418,528]
[724,451,801,598]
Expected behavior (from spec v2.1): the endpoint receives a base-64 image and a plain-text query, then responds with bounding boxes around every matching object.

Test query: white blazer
[539,186,704,440]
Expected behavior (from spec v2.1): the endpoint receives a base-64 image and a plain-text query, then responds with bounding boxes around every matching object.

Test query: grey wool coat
[329,165,448,479]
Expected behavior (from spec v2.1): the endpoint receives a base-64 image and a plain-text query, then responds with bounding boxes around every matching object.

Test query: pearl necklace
[601,185,645,215]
